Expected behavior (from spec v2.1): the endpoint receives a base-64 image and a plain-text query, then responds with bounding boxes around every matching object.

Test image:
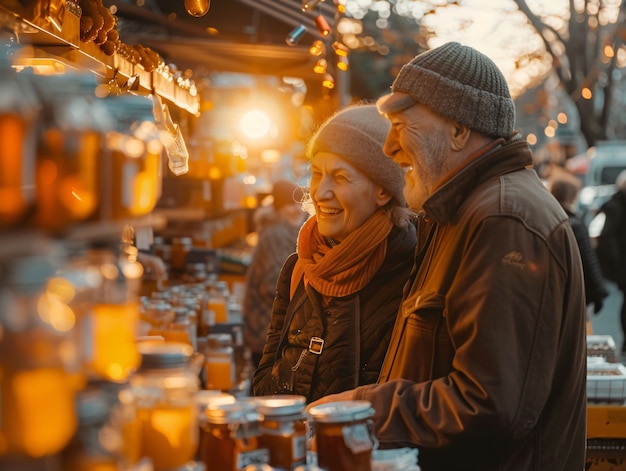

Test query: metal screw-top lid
[137,340,193,370]
[75,387,113,425]
[207,333,232,348]
[307,400,375,423]
[172,306,190,322]
[204,401,261,425]
[253,395,306,417]
[172,237,193,246]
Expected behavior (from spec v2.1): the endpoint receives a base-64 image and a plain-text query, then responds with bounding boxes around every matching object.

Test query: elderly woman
[252,104,417,403]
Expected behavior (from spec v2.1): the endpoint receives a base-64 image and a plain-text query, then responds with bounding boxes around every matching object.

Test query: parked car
[576,141,626,227]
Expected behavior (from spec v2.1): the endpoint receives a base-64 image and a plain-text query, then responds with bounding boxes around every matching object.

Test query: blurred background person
[596,169,626,351]
[243,179,307,368]
[548,171,609,333]
[252,103,417,403]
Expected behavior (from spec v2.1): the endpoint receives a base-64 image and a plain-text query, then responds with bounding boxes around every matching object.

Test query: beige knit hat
[377,42,515,138]
[307,104,406,206]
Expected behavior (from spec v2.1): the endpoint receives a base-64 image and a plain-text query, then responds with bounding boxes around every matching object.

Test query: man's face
[383,103,451,211]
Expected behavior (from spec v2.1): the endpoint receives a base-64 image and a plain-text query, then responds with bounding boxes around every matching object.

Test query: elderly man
[308,42,587,471]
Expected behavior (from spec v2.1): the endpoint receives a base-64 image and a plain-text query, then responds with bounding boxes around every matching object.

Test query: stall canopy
[106,0,337,82]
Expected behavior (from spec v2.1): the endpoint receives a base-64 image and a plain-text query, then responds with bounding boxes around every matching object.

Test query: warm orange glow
[582,87,593,99]
[0,114,28,225]
[204,357,234,391]
[0,366,77,457]
[85,302,140,382]
[137,404,198,469]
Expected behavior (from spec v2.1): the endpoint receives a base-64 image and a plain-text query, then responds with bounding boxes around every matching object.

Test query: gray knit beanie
[307,104,406,206]
[377,42,515,138]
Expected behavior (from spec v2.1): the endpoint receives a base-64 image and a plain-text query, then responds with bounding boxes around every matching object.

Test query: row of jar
[0,47,164,232]
[0,336,379,471]
[88,340,383,471]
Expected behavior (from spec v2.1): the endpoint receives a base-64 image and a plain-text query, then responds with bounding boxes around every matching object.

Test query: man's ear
[375,187,393,207]
[449,121,471,151]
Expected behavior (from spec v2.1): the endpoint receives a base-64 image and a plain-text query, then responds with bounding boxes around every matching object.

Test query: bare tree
[514,0,626,147]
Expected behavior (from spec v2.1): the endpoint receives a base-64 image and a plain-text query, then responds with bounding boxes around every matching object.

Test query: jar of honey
[256,395,307,470]
[102,94,163,222]
[200,401,269,471]
[129,341,200,470]
[204,333,235,391]
[0,248,78,459]
[60,247,141,383]
[0,48,39,228]
[307,401,377,471]
[171,236,193,272]
[33,73,107,231]
[60,386,122,471]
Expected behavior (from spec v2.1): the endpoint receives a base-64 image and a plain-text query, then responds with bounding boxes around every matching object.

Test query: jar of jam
[200,401,269,471]
[256,395,307,470]
[307,400,377,471]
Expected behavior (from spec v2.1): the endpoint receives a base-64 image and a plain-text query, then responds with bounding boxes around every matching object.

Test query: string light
[309,40,325,56]
[314,14,331,37]
[313,58,328,74]
[322,73,335,89]
[332,41,349,57]
[333,0,346,13]
[286,24,307,45]
[302,0,323,11]
[336,55,349,71]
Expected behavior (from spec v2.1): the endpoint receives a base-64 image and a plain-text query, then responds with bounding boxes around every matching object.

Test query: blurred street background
[591,282,625,354]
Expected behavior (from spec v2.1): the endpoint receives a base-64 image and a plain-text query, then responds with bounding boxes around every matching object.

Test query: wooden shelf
[0,3,199,115]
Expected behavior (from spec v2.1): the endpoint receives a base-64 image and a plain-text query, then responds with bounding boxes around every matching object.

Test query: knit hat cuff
[392,64,515,138]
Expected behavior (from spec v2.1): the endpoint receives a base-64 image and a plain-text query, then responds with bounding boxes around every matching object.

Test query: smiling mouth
[319,207,341,215]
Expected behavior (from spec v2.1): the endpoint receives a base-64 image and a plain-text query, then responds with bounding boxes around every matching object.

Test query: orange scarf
[294,209,393,297]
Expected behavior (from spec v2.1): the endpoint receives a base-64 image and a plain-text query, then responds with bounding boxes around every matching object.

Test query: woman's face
[309,152,390,241]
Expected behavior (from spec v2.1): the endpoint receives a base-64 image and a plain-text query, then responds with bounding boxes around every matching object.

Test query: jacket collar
[423,134,533,224]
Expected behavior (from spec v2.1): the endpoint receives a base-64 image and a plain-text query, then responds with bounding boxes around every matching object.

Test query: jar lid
[204,401,261,424]
[195,390,236,410]
[137,341,193,369]
[307,400,375,423]
[253,395,306,417]
[207,333,232,348]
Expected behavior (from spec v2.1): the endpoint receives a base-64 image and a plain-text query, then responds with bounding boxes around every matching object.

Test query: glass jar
[256,395,307,470]
[142,298,174,337]
[102,94,163,221]
[171,237,193,272]
[129,341,200,470]
[204,333,235,391]
[156,306,195,348]
[60,386,122,471]
[307,401,377,471]
[33,73,108,231]
[200,401,269,471]
[205,279,228,324]
[0,247,78,459]
[0,47,38,228]
[61,247,141,383]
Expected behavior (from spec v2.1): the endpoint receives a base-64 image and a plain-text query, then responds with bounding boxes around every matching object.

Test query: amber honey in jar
[204,333,235,391]
[170,237,193,272]
[255,395,307,470]
[307,400,377,471]
[129,341,199,470]
[201,401,269,471]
